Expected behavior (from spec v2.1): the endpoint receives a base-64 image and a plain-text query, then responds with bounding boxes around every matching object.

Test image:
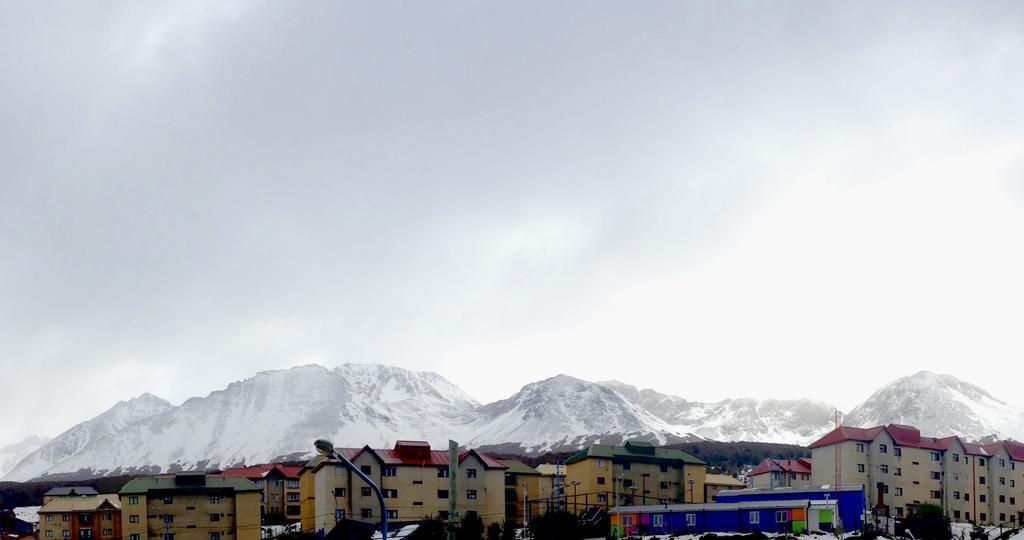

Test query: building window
[597,459,605,468]
[980,459,986,466]
[360,487,371,497]
[981,513,987,522]
[361,509,372,519]
[931,472,941,480]
[46,515,53,523]
[62,515,70,522]
[954,511,961,520]
[857,464,865,473]
[930,452,940,461]
[1012,480,1017,487]
[81,530,93,539]
[896,507,904,517]
[439,511,449,520]
[1001,514,1007,523]
[750,513,760,524]
[965,494,970,501]
[980,477,987,485]
[287,493,299,502]
[211,513,221,522]
[1012,497,1017,505]
[102,513,111,521]
[660,481,669,489]
[597,477,606,485]
[383,467,397,477]
[383,489,398,499]
[954,491,960,500]
[856,443,865,452]
[954,453,960,462]
[466,468,477,478]
[63,532,70,539]
[438,468,450,478]
[895,487,903,496]
[623,479,633,488]
[980,494,987,503]
[163,496,173,504]
[210,534,220,540]
[686,514,696,526]
[660,464,669,473]
[652,515,664,528]
[622,463,631,470]
[776,511,789,523]
[163,515,174,524]
[287,479,300,488]
[360,465,372,475]
[129,515,139,524]
[335,509,345,522]
[210,496,220,504]
[880,444,888,453]
[1000,495,1006,503]
[438,490,449,499]
[45,532,53,538]
[387,510,398,519]
[334,488,347,497]
[255,480,264,487]
[880,465,889,474]
[163,535,174,540]
[894,448,902,457]
[597,494,607,502]
[467,490,478,500]
[1001,459,1006,467]
[1000,477,1006,485]
[930,491,942,499]
[954,472,960,481]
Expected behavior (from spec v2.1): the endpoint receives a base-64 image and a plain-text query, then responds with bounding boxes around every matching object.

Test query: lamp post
[688,479,695,504]
[315,439,388,540]
[570,481,581,514]
[641,474,650,505]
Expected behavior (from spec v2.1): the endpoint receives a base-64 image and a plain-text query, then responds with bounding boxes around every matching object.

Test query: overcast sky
[2,2,1024,448]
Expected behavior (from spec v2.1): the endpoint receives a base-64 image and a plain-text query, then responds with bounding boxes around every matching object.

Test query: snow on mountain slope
[0,435,51,479]
[6,364,481,480]
[464,375,702,453]
[2,394,172,481]
[598,381,837,445]
[843,370,1024,441]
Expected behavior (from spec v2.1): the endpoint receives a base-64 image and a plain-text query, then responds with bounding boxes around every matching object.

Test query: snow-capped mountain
[599,381,838,444]
[1,364,479,482]
[0,435,51,479]
[3,394,172,481]
[9,365,1019,482]
[465,375,702,453]
[843,370,1024,441]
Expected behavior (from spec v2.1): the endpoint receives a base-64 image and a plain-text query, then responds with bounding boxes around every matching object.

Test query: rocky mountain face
[843,370,1024,441]
[4,366,1017,482]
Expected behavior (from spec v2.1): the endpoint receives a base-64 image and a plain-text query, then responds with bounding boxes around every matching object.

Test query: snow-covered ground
[13,506,41,526]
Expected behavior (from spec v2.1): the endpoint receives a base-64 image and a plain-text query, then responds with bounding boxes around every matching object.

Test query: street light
[688,479,695,504]
[315,439,388,540]
[641,474,650,505]
[570,481,581,514]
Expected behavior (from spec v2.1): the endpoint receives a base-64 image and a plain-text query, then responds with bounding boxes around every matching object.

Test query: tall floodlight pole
[315,439,387,540]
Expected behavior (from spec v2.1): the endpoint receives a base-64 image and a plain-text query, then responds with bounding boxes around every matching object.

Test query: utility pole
[448,440,459,540]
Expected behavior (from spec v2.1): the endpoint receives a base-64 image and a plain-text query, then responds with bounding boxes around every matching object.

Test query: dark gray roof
[120,475,260,495]
[44,487,98,497]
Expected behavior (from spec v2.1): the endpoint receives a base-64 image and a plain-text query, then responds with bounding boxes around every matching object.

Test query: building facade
[217,465,302,523]
[119,472,261,540]
[38,494,121,540]
[704,474,745,502]
[563,440,707,512]
[499,460,540,525]
[299,441,507,535]
[809,423,1024,525]
[747,459,812,489]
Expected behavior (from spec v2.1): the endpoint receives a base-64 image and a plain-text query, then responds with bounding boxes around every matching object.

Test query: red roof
[981,441,1024,459]
[216,464,302,479]
[371,448,506,469]
[749,458,812,477]
[808,426,884,449]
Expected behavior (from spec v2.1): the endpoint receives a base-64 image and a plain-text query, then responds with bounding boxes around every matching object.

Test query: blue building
[610,485,866,537]
[717,485,866,532]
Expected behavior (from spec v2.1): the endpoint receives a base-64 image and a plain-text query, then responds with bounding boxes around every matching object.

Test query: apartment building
[38,494,121,540]
[747,458,812,489]
[499,460,541,524]
[217,465,302,523]
[563,440,707,509]
[119,472,261,540]
[299,441,507,535]
[703,474,745,502]
[809,423,1024,525]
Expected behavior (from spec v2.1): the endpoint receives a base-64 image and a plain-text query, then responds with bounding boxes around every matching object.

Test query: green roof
[564,442,705,466]
[500,459,541,476]
[120,475,261,495]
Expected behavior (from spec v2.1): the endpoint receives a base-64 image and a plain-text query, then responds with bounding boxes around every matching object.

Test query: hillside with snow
[0,436,51,479]
[843,370,1024,441]
[5,366,1020,482]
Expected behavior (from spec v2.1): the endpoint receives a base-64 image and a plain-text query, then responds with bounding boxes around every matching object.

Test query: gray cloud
[2,1,1024,446]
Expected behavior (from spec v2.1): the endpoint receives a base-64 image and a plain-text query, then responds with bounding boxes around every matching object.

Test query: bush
[500,522,517,540]
[457,512,485,540]
[486,523,502,540]
[901,503,952,540]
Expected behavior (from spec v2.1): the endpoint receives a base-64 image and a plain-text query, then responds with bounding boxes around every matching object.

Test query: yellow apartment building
[563,440,707,512]
[119,472,261,540]
[299,441,506,535]
[38,493,121,540]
